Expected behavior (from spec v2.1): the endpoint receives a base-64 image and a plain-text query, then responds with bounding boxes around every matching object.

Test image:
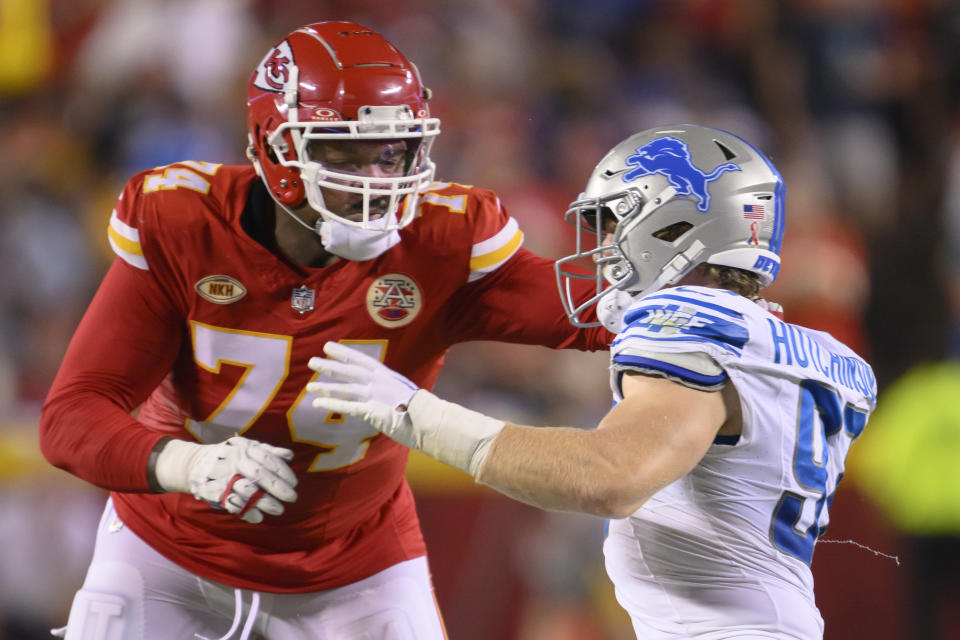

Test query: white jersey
[604,285,875,640]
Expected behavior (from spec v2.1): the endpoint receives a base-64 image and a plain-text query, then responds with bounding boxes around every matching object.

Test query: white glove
[154,436,298,524]
[596,287,635,334]
[307,342,420,436]
[307,342,505,476]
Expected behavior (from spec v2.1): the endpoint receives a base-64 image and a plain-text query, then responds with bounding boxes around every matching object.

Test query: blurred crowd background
[2,0,959,638]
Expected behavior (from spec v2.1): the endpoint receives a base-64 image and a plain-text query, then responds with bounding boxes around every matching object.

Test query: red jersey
[40,162,609,592]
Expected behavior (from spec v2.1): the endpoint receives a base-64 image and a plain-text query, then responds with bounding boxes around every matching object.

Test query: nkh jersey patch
[195,275,247,305]
[366,274,423,328]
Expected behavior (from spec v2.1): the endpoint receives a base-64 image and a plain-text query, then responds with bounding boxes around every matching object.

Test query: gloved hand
[153,436,298,524]
[597,287,635,334]
[307,342,505,477]
[306,341,420,442]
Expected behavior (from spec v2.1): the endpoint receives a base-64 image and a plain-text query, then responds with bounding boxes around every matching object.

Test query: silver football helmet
[556,124,785,327]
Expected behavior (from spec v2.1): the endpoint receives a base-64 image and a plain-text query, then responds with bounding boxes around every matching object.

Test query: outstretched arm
[308,342,727,518]
[477,374,725,517]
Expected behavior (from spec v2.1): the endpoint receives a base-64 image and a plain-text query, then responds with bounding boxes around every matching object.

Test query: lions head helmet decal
[556,124,786,327]
[623,136,741,212]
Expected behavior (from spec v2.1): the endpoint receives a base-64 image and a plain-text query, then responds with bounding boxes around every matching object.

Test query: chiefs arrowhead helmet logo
[253,40,296,93]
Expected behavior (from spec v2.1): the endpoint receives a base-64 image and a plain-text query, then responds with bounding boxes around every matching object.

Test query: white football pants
[58,498,447,640]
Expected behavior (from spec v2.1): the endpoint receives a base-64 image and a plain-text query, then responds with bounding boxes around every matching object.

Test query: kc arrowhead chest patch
[366,273,423,328]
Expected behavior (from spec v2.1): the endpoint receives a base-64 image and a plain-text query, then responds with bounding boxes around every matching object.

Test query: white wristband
[153,439,202,493]
[406,390,506,477]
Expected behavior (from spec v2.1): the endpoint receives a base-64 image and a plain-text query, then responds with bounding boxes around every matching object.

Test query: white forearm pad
[153,439,201,493]
[406,390,506,477]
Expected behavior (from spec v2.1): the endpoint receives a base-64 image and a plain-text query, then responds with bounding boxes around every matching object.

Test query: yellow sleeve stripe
[108,224,142,256]
[467,215,524,283]
[470,206,513,255]
[109,209,139,240]
[469,227,523,271]
[108,210,148,270]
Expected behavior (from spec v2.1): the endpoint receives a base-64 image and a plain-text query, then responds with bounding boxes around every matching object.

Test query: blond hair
[695,263,763,299]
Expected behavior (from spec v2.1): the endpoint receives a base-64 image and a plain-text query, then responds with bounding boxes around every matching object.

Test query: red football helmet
[246,21,440,231]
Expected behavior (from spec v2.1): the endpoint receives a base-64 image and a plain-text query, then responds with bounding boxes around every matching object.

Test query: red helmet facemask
[246,22,440,234]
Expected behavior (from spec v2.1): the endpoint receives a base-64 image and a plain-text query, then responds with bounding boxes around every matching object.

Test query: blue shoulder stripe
[636,293,745,319]
[617,302,749,353]
[612,333,743,356]
[614,354,728,387]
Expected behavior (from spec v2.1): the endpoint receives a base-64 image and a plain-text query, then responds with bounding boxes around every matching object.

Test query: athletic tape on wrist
[406,390,505,476]
[153,438,201,494]
[146,436,173,493]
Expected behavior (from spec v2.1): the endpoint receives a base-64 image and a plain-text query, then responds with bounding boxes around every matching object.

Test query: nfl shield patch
[291,286,315,314]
